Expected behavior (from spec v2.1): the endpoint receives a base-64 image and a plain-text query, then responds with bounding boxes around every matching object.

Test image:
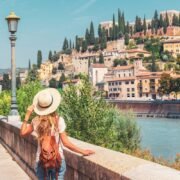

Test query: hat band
[38,95,53,108]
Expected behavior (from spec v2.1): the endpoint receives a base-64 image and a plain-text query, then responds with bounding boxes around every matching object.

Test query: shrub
[17,81,43,120]
[59,77,140,152]
[0,91,11,116]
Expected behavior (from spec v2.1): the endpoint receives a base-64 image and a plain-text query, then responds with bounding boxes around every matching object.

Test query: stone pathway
[0,143,30,180]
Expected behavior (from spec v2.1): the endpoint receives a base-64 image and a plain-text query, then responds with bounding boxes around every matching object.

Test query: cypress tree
[125,21,130,34]
[69,39,72,49]
[100,29,107,50]
[98,24,102,38]
[37,50,42,68]
[122,12,125,34]
[143,16,147,35]
[89,21,95,45]
[154,10,159,34]
[172,14,179,26]
[99,53,104,64]
[112,14,116,40]
[165,11,170,27]
[118,9,121,34]
[151,51,156,72]
[124,33,129,45]
[48,51,52,61]
[159,14,164,28]
[85,28,90,45]
[62,38,69,51]
[93,38,99,51]
[28,59,31,70]
[81,40,87,53]
[75,35,80,52]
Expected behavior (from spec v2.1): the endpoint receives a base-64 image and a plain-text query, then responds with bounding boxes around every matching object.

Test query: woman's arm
[60,132,95,156]
[20,105,34,137]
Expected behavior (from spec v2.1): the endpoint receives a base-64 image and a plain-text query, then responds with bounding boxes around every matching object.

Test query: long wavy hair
[36,112,59,140]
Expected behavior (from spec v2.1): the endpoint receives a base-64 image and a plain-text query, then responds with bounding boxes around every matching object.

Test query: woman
[20,88,94,180]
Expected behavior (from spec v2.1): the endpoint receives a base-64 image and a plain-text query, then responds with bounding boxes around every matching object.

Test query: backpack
[39,119,61,179]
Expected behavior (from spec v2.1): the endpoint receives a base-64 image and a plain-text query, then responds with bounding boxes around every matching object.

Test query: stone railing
[0,117,180,180]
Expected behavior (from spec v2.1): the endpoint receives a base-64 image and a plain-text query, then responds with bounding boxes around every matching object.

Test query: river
[136,117,180,161]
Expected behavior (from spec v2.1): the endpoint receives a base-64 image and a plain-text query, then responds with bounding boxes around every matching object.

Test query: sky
[0,0,179,69]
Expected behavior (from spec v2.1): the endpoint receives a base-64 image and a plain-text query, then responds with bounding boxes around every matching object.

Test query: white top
[31,116,66,162]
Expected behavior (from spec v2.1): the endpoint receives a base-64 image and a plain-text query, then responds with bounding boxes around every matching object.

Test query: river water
[136,117,180,161]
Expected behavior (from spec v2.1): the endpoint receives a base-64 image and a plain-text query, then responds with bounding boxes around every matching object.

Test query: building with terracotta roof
[163,39,180,58]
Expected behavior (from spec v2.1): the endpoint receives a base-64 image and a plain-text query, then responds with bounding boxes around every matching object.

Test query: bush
[0,91,11,116]
[17,81,43,120]
[59,77,140,152]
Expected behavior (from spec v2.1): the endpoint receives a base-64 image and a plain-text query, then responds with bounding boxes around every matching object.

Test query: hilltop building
[163,39,180,58]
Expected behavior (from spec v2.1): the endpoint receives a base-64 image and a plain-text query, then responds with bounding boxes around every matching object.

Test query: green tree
[59,78,140,152]
[75,35,80,52]
[89,21,95,45]
[172,14,179,26]
[58,73,66,88]
[58,62,64,70]
[2,74,11,90]
[81,40,88,53]
[26,64,38,82]
[159,14,164,28]
[85,28,90,45]
[28,59,31,70]
[124,33,129,45]
[113,59,127,67]
[93,38,99,51]
[37,50,42,69]
[0,91,11,116]
[158,73,172,97]
[48,51,53,61]
[17,81,43,120]
[49,78,57,88]
[153,10,159,34]
[98,24,102,38]
[62,38,69,51]
[99,53,104,64]
[143,16,147,35]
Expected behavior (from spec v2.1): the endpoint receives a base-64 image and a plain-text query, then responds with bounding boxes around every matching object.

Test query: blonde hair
[36,112,59,140]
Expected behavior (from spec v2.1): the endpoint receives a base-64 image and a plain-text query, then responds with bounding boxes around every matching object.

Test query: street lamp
[6,12,20,118]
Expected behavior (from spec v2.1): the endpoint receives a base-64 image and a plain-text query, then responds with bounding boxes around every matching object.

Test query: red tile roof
[91,64,107,68]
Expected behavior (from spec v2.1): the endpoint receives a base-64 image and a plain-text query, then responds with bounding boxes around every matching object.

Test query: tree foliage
[0,91,11,116]
[17,81,43,120]
[59,78,140,152]
[37,50,42,69]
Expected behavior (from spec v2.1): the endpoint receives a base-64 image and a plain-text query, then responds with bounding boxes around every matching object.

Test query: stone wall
[108,100,180,118]
[0,118,180,180]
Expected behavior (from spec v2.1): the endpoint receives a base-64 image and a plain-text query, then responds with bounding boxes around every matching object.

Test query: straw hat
[33,88,61,116]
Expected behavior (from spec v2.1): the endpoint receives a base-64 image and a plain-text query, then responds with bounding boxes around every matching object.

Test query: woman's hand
[24,105,34,121]
[82,149,95,156]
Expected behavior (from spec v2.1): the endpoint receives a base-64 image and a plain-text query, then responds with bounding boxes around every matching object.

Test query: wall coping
[0,116,180,180]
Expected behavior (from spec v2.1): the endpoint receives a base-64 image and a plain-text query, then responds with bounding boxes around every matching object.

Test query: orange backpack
[39,119,61,180]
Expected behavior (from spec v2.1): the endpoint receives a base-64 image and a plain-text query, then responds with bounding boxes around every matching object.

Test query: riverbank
[107,100,180,119]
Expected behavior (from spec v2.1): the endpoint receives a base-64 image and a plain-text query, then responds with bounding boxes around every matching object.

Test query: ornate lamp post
[6,12,20,118]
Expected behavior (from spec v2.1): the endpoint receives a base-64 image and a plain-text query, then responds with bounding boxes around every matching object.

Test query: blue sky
[0,0,179,69]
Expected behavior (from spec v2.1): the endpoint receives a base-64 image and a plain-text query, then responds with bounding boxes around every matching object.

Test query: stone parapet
[0,117,180,180]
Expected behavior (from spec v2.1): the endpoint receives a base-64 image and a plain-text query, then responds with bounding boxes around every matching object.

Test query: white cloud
[72,0,96,15]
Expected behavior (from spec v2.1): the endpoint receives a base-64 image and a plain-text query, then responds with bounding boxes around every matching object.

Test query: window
[139,93,142,97]
[131,81,134,84]
[127,88,130,92]
[119,74,121,77]
[125,81,129,84]
[129,73,131,77]
[112,82,114,86]
[132,88,135,91]
[119,82,121,85]
[109,82,111,86]
[146,93,148,97]
[113,88,117,91]
[115,82,118,85]
[127,93,130,97]
[132,93,135,97]
[118,88,121,91]
[124,73,126,77]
